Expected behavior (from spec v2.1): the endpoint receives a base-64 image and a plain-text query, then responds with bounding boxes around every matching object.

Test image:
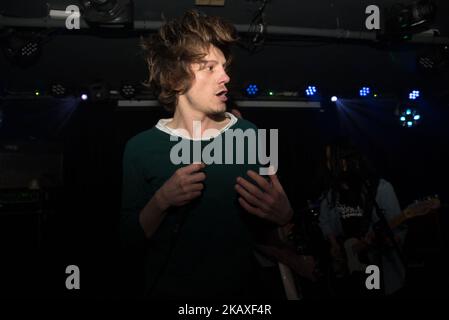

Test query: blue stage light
[359,87,370,97]
[306,85,317,96]
[399,107,421,128]
[409,90,420,100]
[245,84,259,96]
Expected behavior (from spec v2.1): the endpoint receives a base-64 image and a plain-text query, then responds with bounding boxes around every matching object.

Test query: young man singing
[121,10,294,299]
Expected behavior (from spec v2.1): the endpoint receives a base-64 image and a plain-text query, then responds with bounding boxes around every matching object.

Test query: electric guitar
[340,196,441,275]
[254,224,318,300]
[277,227,301,300]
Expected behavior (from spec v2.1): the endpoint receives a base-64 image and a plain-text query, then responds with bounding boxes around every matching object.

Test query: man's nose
[220,69,230,84]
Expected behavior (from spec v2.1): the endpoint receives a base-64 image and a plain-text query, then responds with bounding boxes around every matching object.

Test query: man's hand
[156,163,206,211]
[235,170,293,226]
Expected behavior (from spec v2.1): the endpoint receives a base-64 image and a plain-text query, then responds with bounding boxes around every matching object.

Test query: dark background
[0,0,448,298]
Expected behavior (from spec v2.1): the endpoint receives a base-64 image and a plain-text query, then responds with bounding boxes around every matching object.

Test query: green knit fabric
[121,117,268,298]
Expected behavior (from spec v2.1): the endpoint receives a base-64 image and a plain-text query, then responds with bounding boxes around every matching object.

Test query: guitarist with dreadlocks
[318,139,408,297]
[318,140,440,297]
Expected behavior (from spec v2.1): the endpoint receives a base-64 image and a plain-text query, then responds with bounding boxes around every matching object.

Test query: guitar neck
[386,210,409,230]
[387,197,440,230]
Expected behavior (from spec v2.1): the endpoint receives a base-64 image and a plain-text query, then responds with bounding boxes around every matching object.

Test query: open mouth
[215,90,228,97]
[215,89,228,102]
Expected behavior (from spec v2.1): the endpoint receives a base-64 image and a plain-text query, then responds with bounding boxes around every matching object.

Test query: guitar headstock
[404,195,441,219]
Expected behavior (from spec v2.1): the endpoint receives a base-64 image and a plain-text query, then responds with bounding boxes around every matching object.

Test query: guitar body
[328,195,441,296]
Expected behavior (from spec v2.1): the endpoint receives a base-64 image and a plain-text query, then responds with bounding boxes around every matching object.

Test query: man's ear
[175,76,193,95]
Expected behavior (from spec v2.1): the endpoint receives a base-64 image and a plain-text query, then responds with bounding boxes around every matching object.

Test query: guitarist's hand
[378,234,403,247]
[363,232,404,248]
[362,232,375,246]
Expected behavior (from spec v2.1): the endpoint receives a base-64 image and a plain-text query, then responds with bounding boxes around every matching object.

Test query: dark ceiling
[1,0,448,99]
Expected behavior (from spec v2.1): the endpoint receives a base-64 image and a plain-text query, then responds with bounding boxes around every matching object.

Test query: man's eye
[207,66,214,71]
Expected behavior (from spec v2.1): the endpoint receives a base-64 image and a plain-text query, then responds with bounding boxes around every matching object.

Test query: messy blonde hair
[141,10,237,112]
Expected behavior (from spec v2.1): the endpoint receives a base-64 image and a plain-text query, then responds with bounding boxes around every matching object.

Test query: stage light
[409,90,420,100]
[245,84,259,97]
[331,96,338,102]
[305,86,317,96]
[417,45,449,73]
[399,107,421,128]
[81,94,88,101]
[268,91,274,96]
[120,83,136,99]
[50,84,67,98]
[359,87,370,97]
[2,31,43,67]
[34,90,40,96]
[88,81,110,101]
[385,0,437,40]
[21,41,39,57]
[80,0,134,27]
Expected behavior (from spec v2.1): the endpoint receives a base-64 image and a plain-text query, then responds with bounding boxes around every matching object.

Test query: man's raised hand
[156,163,206,210]
[235,169,293,226]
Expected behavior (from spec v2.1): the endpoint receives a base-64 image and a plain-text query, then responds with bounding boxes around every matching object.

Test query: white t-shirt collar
[155,112,238,141]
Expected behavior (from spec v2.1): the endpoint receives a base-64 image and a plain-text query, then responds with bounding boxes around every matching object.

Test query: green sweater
[121,115,268,299]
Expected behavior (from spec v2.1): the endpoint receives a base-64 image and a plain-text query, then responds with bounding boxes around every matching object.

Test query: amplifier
[0,189,43,213]
[0,141,63,189]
